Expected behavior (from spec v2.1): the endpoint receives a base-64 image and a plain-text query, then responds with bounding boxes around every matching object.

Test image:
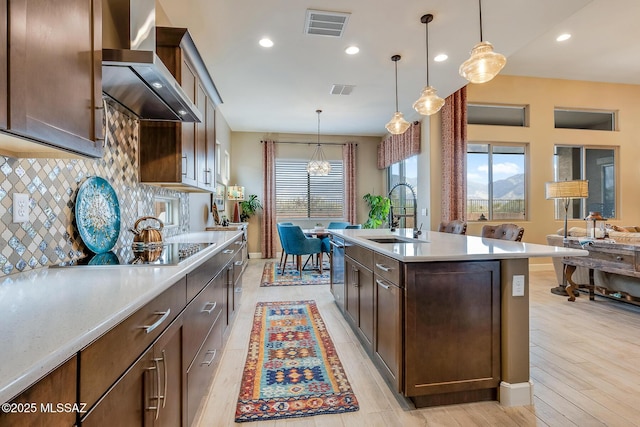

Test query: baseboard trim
[248,252,263,259]
[499,380,534,406]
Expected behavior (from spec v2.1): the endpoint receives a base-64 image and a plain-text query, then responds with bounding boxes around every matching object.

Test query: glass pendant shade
[385,111,411,134]
[459,41,506,84]
[413,85,445,116]
[307,109,331,176]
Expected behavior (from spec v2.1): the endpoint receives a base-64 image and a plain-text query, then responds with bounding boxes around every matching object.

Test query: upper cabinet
[139,27,221,192]
[0,0,104,158]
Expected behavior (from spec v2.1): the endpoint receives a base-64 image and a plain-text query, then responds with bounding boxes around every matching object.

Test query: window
[467,103,528,127]
[467,143,527,221]
[554,108,615,130]
[275,159,344,219]
[387,156,418,228]
[154,197,179,227]
[554,146,616,219]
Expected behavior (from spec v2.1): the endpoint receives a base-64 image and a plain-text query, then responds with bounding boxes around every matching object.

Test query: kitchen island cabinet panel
[345,256,374,351]
[1,0,103,158]
[374,276,402,392]
[0,356,77,427]
[405,261,501,404]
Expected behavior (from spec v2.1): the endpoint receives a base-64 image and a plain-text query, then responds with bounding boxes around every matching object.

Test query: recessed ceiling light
[434,54,448,62]
[556,33,571,42]
[345,46,359,55]
[259,38,274,48]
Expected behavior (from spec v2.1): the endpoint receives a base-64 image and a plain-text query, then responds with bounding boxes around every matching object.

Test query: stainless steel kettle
[130,216,164,246]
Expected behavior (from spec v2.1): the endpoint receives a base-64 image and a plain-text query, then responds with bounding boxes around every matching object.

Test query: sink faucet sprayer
[388,182,422,238]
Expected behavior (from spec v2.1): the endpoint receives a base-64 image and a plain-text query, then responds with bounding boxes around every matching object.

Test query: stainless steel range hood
[102,0,202,122]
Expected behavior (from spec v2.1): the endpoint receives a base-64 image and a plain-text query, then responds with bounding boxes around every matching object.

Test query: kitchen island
[328,228,587,408]
[0,230,244,425]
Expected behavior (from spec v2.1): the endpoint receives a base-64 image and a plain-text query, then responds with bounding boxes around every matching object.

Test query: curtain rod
[260,141,357,146]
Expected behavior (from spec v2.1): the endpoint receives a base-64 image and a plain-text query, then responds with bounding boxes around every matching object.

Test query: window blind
[275,159,344,218]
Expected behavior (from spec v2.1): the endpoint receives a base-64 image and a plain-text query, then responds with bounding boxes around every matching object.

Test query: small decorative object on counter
[221,215,229,227]
[585,211,607,239]
[130,216,164,247]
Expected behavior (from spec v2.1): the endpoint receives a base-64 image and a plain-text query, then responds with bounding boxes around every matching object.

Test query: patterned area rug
[260,260,330,287]
[234,301,359,423]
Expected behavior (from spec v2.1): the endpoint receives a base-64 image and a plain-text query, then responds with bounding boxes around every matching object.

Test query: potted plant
[363,193,391,229]
[239,194,262,222]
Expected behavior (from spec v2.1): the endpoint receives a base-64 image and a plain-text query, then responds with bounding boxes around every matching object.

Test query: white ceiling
[157,0,639,137]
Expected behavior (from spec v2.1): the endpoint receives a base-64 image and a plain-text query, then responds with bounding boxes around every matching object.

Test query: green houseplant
[363,193,391,229]
[239,194,262,222]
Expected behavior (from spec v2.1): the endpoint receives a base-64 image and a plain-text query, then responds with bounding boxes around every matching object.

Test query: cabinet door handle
[223,249,234,254]
[161,349,168,409]
[181,156,187,176]
[234,240,243,245]
[375,263,392,272]
[234,260,243,266]
[353,266,359,287]
[142,309,171,334]
[201,349,217,366]
[146,358,162,420]
[202,301,217,314]
[204,169,212,185]
[376,279,390,290]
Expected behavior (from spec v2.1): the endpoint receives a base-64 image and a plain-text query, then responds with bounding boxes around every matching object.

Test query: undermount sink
[365,236,424,244]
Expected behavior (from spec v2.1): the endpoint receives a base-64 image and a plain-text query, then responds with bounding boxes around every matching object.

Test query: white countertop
[331,228,588,262]
[0,230,242,404]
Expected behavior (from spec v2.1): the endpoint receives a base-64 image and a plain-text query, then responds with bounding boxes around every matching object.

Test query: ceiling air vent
[305,9,350,37]
[330,84,355,95]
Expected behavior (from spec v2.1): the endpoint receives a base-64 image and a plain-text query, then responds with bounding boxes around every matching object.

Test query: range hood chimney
[102,0,203,122]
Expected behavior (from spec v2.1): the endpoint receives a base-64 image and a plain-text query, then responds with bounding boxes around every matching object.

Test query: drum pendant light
[459,0,506,84]
[413,14,445,116]
[385,55,410,134]
[307,109,331,176]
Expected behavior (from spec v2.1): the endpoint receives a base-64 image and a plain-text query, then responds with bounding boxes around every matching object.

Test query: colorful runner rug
[260,261,330,287]
[234,300,359,422]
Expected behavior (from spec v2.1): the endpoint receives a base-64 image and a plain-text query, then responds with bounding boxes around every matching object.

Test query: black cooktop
[53,242,215,267]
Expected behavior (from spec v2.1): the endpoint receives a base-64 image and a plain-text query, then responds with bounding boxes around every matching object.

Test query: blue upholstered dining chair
[326,221,351,229]
[276,222,293,267]
[278,225,324,273]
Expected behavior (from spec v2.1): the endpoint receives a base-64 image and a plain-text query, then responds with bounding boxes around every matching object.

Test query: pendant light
[413,14,445,116]
[307,109,331,176]
[459,0,506,84]
[385,55,410,135]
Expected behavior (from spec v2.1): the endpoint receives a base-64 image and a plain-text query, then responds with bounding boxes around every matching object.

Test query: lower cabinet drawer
[183,274,224,368]
[80,278,186,410]
[186,318,224,426]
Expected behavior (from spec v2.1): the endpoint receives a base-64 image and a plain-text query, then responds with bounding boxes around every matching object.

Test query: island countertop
[330,228,588,262]
[0,230,242,405]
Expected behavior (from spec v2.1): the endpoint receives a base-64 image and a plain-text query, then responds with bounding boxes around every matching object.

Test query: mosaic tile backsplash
[0,102,189,276]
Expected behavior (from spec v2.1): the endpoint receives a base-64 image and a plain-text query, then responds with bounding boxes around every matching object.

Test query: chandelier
[307,109,331,176]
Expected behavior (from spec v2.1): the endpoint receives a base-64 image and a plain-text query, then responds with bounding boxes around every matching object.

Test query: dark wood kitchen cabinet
[404,261,501,406]
[0,0,104,158]
[0,356,77,427]
[373,253,403,392]
[344,245,375,352]
[81,316,183,427]
[139,28,219,192]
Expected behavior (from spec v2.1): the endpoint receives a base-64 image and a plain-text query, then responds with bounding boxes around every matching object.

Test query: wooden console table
[562,238,640,304]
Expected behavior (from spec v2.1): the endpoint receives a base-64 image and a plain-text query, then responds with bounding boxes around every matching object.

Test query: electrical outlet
[421,208,428,216]
[512,275,525,297]
[13,193,30,223]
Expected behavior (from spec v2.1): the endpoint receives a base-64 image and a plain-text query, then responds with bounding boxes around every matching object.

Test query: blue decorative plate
[75,176,121,254]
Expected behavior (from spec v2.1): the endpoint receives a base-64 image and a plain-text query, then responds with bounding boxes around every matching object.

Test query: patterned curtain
[377,121,421,169]
[343,143,357,224]
[440,86,467,222]
[261,140,277,258]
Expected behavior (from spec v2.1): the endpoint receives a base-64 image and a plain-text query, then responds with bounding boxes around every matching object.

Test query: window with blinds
[275,159,344,218]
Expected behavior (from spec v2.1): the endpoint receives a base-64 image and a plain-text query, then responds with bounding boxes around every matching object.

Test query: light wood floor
[196,259,640,427]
